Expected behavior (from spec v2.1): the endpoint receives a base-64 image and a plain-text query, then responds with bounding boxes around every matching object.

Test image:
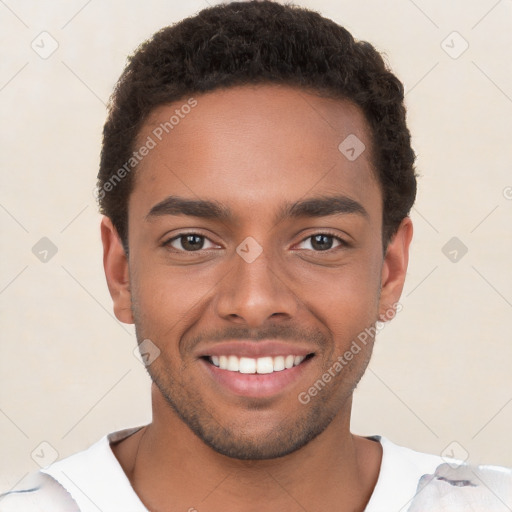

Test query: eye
[164,233,219,252]
[295,233,347,252]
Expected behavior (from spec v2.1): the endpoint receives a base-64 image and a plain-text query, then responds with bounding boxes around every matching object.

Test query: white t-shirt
[1,427,511,511]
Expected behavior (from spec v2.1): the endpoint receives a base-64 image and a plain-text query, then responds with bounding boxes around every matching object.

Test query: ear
[378,217,413,321]
[100,216,134,324]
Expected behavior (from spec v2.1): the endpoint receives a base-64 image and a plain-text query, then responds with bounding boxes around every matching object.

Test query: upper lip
[195,341,316,359]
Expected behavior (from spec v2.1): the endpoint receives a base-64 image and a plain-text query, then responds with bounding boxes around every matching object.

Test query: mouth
[202,353,315,374]
[199,352,316,398]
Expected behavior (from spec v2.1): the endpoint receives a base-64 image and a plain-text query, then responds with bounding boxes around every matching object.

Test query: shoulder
[376,436,446,482]
[0,427,143,512]
[0,471,79,511]
[408,462,512,511]
[365,436,512,511]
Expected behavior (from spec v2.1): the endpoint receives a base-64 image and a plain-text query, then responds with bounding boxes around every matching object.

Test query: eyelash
[162,231,349,253]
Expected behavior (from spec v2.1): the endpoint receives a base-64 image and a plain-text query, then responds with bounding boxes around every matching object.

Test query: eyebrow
[146,194,368,223]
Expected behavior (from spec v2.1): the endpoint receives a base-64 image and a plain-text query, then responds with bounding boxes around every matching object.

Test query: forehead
[129,84,381,224]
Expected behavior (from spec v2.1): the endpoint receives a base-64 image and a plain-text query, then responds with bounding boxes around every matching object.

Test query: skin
[102,84,413,511]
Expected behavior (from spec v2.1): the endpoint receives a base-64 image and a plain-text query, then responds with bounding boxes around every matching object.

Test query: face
[102,84,412,460]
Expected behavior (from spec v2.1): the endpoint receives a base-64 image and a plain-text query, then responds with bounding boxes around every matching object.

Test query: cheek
[130,259,222,343]
[302,265,379,398]
[331,275,377,335]
[294,256,381,335]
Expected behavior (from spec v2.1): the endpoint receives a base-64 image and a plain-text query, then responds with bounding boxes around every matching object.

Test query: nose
[214,244,298,327]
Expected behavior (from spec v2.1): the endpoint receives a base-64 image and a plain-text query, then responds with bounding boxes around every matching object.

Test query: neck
[113,387,382,512]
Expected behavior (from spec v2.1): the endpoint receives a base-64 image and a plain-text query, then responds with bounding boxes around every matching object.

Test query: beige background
[1,0,511,491]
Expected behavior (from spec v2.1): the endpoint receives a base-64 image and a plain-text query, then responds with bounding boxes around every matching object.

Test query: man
[1,1,510,510]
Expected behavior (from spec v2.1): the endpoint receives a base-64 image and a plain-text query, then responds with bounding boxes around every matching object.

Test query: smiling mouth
[203,354,315,374]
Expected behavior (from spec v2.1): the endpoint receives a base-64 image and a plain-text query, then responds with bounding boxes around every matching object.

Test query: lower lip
[200,357,313,398]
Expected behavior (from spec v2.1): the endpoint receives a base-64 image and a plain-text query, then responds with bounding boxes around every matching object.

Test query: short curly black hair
[97,0,416,252]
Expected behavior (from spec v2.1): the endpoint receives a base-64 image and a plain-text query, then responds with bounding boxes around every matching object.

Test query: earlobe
[100,216,134,324]
[378,217,413,321]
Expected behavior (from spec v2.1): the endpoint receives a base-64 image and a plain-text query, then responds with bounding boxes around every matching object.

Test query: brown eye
[296,234,346,252]
[311,234,334,251]
[165,233,217,252]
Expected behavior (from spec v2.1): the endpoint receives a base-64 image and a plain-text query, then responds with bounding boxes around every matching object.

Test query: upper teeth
[210,355,306,374]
